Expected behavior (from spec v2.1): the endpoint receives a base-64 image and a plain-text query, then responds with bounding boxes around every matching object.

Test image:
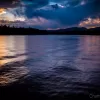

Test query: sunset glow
[0,8,6,15]
[79,18,100,28]
[0,0,100,29]
[0,11,26,22]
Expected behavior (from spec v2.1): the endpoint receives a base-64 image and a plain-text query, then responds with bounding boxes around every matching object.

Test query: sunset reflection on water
[0,35,100,98]
[0,36,28,85]
[0,36,8,66]
[0,36,27,66]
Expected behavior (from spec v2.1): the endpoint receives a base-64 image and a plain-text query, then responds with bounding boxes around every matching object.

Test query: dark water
[0,35,100,99]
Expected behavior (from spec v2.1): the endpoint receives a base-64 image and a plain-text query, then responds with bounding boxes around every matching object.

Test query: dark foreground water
[0,35,100,99]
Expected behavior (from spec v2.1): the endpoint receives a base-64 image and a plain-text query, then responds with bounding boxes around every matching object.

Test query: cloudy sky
[0,0,100,29]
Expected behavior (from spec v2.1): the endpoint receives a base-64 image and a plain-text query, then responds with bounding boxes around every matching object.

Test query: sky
[0,0,100,30]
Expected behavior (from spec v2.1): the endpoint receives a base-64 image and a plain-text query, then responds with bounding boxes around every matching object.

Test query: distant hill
[47,27,100,34]
[49,27,87,32]
[0,26,100,35]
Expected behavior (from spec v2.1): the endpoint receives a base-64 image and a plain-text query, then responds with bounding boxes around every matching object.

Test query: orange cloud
[79,17,100,28]
[0,8,6,15]
[0,8,25,22]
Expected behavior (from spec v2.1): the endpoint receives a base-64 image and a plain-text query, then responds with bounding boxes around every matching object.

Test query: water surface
[0,35,100,99]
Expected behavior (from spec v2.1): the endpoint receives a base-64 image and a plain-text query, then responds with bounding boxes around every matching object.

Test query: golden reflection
[0,76,9,85]
[0,36,27,66]
[0,67,29,85]
[0,36,8,66]
[80,36,100,54]
[75,36,100,71]
[0,36,28,86]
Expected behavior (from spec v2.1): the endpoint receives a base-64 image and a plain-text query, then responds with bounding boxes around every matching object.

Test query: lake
[0,35,100,99]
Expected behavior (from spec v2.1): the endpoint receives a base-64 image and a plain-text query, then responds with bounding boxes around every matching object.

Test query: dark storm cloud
[0,0,17,1]
[92,0,100,9]
[0,0,84,8]
[24,0,100,26]
[0,0,100,29]
[0,0,100,8]
[22,0,100,18]
[21,0,49,7]
[21,0,49,18]
[0,0,19,8]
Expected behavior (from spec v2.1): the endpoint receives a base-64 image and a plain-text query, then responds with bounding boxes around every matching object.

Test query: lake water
[0,35,100,99]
